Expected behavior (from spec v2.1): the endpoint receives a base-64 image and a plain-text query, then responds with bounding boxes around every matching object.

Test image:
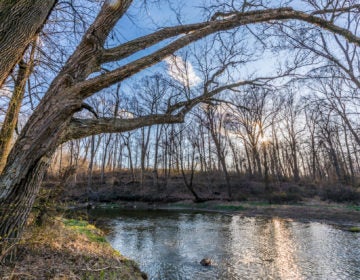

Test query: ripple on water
[92,209,360,280]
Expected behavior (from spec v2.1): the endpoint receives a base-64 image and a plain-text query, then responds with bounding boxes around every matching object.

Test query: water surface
[90,209,360,280]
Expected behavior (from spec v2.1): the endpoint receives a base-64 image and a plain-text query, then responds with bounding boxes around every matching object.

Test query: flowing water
[89,209,360,280]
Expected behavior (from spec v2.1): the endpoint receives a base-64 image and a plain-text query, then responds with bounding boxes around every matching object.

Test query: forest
[0,0,360,278]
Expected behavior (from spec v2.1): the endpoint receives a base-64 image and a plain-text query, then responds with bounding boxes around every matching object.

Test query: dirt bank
[0,217,147,280]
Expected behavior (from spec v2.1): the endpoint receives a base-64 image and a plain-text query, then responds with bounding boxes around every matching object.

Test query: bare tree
[204,104,232,198]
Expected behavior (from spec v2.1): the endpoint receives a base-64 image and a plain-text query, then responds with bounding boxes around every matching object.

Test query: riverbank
[0,216,147,280]
[81,200,360,228]
[48,169,360,205]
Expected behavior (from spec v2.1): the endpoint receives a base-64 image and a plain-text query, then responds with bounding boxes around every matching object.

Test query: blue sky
[2,0,357,123]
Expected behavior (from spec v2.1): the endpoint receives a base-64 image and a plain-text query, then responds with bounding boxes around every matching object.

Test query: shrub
[320,185,360,203]
[269,191,302,204]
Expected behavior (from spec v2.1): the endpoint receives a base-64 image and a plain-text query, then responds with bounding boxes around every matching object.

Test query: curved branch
[64,78,272,141]
[75,7,360,98]
[63,114,185,142]
[311,5,360,15]
[172,71,288,115]
[101,22,211,63]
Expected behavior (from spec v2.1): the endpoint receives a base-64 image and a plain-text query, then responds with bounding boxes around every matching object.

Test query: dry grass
[0,217,147,280]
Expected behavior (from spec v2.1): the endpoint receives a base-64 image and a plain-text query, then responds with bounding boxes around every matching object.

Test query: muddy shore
[73,200,360,228]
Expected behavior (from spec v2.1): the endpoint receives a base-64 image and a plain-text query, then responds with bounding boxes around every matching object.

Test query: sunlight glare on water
[90,209,360,280]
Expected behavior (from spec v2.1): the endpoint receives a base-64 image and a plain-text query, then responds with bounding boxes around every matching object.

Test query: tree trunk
[179,140,201,202]
[344,124,355,186]
[210,125,232,199]
[252,145,262,177]
[87,135,95,194]
[153,125,161,189]
[0,63,28,173]
[227,133,241,176]
[101,134,112,184]
[0,39,37,173]
[0,0,56,88]
[140,126,151,186]
[0,149,52,260]
[310,134,317,180]
[244,144,253,176]
[291,142,300,182]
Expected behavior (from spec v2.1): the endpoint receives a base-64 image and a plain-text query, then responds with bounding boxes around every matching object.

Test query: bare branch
[166,76,276,115]
[101,22,211,63]
[311,4,360,16]
[63,113,184,141]
[74,7,360,98]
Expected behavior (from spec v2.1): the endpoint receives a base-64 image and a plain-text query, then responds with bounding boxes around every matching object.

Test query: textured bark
[0,0,56,88]
[0,40,36,173]
[63,114,184,142]
[0,62,28,173]
[0,150,52,261]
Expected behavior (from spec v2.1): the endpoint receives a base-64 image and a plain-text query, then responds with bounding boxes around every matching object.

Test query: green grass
[170,202,210,209]
[83,271,119,280]
[348,227,360,233]
[245,201,271,207]
[63,219,107,243]
[213,205,245,211]
[195,203,210,209]
[346,205,360,211]
[170,202,193,208]
[170,202,246,211]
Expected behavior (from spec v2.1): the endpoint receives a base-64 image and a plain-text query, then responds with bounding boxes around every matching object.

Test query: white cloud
[118,109,134,119]
[164,55,201,87]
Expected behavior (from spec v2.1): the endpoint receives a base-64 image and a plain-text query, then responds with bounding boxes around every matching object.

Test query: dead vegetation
[47,169,360,205]
[0,216,147,280]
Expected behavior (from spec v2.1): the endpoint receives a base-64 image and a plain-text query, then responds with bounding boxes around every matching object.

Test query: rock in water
[200,258,211,266]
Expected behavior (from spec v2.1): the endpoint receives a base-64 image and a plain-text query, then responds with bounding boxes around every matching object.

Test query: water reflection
[90,209,360,280]
[272,219,302,279]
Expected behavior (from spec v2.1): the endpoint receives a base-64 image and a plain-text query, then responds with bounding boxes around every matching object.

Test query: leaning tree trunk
[0,152,52,261]
[0,39,37,173]
[0,91,77,258]
[0,0,56,88]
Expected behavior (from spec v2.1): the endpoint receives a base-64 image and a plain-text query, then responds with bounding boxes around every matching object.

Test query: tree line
[53,73,360,188]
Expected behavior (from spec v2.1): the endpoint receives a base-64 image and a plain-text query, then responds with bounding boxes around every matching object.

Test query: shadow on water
[88,209,360,280]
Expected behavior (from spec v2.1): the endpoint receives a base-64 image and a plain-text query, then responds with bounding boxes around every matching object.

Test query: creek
[89,209,360,280]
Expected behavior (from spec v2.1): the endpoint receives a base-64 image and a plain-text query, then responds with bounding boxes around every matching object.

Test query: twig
[80,266,111,271]
[8,272,37,279]
[80,265,124,272]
